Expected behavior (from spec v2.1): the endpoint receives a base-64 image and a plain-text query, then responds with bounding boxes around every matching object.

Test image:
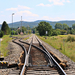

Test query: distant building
[20,32,23,35]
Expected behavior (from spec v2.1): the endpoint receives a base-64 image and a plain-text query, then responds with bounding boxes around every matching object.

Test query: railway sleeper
[49,51,68,69]
[25,66,59,75]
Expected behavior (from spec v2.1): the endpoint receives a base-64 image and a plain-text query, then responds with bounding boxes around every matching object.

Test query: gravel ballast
[0,34,75,75]
[0,41,23,75]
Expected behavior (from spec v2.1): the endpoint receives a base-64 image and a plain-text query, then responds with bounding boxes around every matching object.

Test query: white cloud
[48,0,70,5]
[6,8,18,11]
[49,0,64,5]
[42,16,50,20]
[6,5,31,11]
[37,3,52,7]
[37,3,44,6]
[6,5,39,22]
[16,10,39,17]
[66,0,70,3]
[41,16,65,21]
[18,5,31,10]
[37,0,70,7]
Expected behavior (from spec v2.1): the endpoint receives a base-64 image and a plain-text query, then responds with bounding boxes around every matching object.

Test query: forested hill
[0,20,75,29]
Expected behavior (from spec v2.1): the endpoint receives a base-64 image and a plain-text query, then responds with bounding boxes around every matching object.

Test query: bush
[15,31,18,35]
[60,30,67,35]
[11,30,15,35]
[0,31,4,38]
[66,36,75,42]
[51,30,58,36]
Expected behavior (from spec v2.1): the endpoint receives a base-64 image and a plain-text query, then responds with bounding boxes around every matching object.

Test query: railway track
[12,34,67,75]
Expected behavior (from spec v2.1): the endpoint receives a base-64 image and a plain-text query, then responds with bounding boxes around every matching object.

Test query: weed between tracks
[13,35,26,38]
[38,34,75,62]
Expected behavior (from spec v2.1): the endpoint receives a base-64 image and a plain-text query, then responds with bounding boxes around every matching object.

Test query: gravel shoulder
[0,35,31,75]
[4,42,23,63]
[0,41,23,75]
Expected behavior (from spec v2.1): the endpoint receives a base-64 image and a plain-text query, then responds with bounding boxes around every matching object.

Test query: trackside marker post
[46,31,48,39]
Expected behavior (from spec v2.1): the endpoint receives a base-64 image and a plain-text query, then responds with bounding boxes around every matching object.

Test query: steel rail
[36,36,67,75]
[12,39,27,54]
[36,37,55,66]
[20,38,33,75]
[28,38,33,55]
[12,39,28,75]
[19,39,67,75]
[19,40,54,66]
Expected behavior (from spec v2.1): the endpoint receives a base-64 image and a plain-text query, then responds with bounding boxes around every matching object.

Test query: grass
[12,35,26,38]
[13,34,31,40]
[38,34,75,62]
[23,34,32,40]
[23,37,29,40]
[0,35,12,57]
[0,34,30,57]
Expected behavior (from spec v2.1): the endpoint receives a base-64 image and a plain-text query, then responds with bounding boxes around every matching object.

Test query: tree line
[37,21,75,36]
[0,21,32,38]
[1,21,75,37]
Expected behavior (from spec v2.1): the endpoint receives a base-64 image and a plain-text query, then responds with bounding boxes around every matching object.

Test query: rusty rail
[20,38,33,75]
[19,37,67,75]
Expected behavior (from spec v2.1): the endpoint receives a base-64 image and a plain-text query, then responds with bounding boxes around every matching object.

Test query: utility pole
[21,16,22,33]
[12,13,15,36]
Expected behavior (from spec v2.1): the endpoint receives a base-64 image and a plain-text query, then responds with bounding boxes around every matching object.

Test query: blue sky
[0,0,75,24]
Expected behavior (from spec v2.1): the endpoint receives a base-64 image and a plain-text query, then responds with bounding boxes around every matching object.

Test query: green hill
[0,20,75,29]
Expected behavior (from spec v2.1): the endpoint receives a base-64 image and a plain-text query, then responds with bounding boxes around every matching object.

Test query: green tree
[67,27,72,34]
[51,30,58,36]
[21,26,27,33]
[60,30,67,35]
[11,30,15,35]
[1,21,10,35]
[0,31,4,38]
[63,23,69,30]
[71,29,75,34]
[26,26,31,30]
[37,21,52,36]
[55,29,61,35]
[72,24,75,29]
[55,23,63,29]
[32,27,36,34]
[17,26,27,34]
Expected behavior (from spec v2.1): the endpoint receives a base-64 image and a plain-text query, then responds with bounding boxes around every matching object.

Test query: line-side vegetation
[38,35,75,62]
[0,35,12,56]
[36,21,75,62]
[0,21,32,57]
[1,20,75,61]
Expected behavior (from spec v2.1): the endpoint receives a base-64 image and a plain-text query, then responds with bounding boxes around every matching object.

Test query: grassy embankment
[0,35,12,57]
[38,34,75,62]
[0,35,29,57]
